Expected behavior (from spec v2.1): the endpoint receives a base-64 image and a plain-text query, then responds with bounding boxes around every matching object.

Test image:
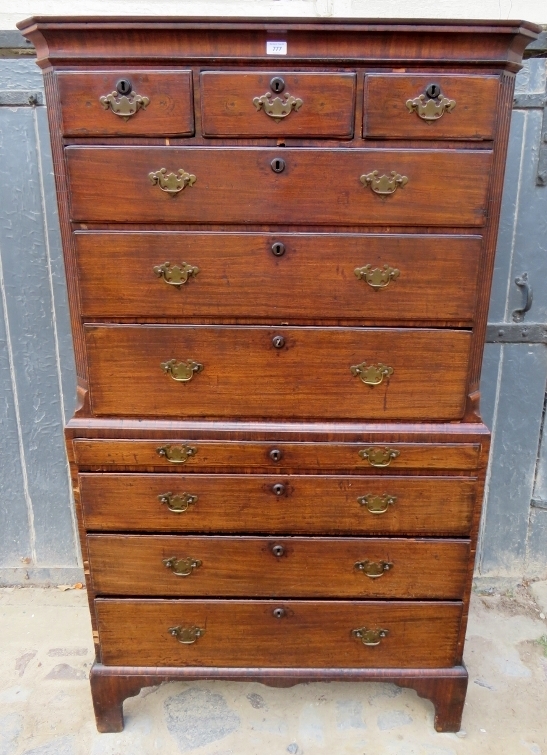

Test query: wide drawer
[57,71,194,136]
[88,535,469,599]
[80,473,478,535]
[75,232,482,323]
[85,325,472,421]
[200,71,356,137]
[73,439,483,471]
[364,75,499,140]
[66,147,491,226]
[96,598,463,668]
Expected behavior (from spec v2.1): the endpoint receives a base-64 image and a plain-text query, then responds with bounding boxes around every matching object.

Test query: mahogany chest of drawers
[18,15,539,734]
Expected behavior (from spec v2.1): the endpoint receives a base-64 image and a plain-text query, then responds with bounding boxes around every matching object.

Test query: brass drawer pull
[358,447,400,467]
[253,90,303,123]
[350,362,393,386]
[161,359,203,383]
[354,264,400,291]
[154,261,199,287]
[357,493,397,514]
[158,492,198,513]
[360,171,408,195]
[163,556,202,576]
[149,168,196,195]
[406,83,456,122]
[355,559,393,578]
[99,79,149,120]
[156,444,197,464]
[168,625,204,644]
[352,627,389,647]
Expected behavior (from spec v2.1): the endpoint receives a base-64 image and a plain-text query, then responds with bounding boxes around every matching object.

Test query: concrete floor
[1,586,546,755]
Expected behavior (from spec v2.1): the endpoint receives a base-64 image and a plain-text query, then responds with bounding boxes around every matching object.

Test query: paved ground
[1,584,546,755]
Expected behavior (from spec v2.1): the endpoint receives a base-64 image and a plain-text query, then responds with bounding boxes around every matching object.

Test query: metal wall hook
[512,272,533,322]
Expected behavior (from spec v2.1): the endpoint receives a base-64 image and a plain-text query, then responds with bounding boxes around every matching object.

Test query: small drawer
[88,535,470,599]
[80,473,479,535]
[200,71,356,138]
[73,439,483,472]
[96,598,463,668]
[84,324,472,421]
[66,146,492,227]
[57,70,194,136]
[75,232,482,324]
[364,75,499,140]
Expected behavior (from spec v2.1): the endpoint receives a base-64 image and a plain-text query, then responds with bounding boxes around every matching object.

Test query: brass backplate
[161,359,203,382]
[352,627,389,646]
[99,91,149,120]
[156,445,197,464]
[154,261,199,287]
[406,93,456,121]
[350,362,394,386]
[358,447,400,468]
[149,168,196,195]
[357,493,397,514]
[360,171,408,195]
[163,556,202,576]
[354,264,400,290]
[158,492,198,513]
[355,559,394,578]
[168,625,205,644]
[253,92,303,122]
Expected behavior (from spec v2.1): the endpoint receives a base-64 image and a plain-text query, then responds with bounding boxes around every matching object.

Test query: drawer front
[74,439,483,472]
[88,535,469,599]
[364,75,499,140]
[96,598,463,668]
[80,473,478,535]
[75,232,481,323]
[85,325,472,421]
[66,147,492,226]
[57,71,194,136]
[200,72,356,137]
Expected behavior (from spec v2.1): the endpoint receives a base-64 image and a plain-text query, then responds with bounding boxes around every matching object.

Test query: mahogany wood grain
[200,72,355,138]
[79,473,478,535]
[95,598,463,668]
[73,438,483,471]
[75,232,482,323]
[88,534,469,598]
[364,75,499,140]
[84,325,472,421]
[65,147,492,227]
[57,71,194,136]
[18,18,540,71]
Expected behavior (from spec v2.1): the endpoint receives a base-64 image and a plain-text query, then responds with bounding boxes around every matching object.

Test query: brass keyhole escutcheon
[269,448,283,462]
[272,483,286,496]
[358,447,400,468]
[357,493,397,515]
[272,544,285,557]
[163,556,202,576]
[352,627,389,647]
[272,335,285,349]
[271,242,286,257]
[270,77,285,93]
[158,492,198,513]
[168,625,204,644]
[116,78,132,95]
[156,445,197,464]
[355,559,393,578]
[273,607,286,618]
[271,158,286,173]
